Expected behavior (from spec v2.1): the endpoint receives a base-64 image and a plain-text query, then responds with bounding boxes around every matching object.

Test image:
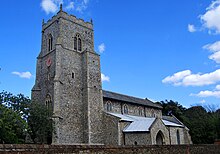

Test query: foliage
[0,91,30,119]
[0,91,28,144]
[0,91,53,144]
[183,106,217,144]
[160,99,220,144]
[160,100,186,121]
[209,109,220,140]
[0,104,27,143]
[27,102,53,144]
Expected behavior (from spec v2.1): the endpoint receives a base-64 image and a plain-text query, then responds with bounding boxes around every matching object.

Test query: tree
[211,109,220,140]
[159,100,220,144]
[0,105,27,143]
[0,91,28,143]
[27,102,53,144]
[0,91,53,144]
[183,106,217,144]
[0,91,30,119]
[159,100,186,121]
[201,106,220,141]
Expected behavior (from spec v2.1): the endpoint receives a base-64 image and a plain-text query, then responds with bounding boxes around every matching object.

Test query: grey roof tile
[107,112,156,132]
[162,120,183,127]
[162,116,182,125]
[103,90,162,109]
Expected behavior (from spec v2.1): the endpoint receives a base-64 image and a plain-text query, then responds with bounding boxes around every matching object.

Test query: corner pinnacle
[60,4,63,11]
[90,18,93,24]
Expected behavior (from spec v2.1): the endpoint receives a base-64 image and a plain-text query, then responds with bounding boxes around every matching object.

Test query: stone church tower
[32,5,103,144]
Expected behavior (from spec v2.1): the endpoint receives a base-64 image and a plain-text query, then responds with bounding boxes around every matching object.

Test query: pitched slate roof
[162,120,183,127]
[108,113,156,132]
[107,112,184,132]
[102,90,162,109]
[162,116,182,125]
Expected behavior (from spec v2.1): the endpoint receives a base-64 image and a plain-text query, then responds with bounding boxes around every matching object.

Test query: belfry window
[123,105,128,114]
[106,101,112,112]
[74,37,77,50]
[74,34,82,51]
[48,34,53,52]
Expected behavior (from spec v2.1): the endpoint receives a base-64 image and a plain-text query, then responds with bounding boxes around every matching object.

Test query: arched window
[78,38,82,51]
[74,34,82,51]
[138,107,144,116]
[48,34,53,52]
[134,108,138,115]
[45,94,52,115]
[177,130,180,144]
[74,37,77,50]
[106,101,112,112]
[123,105,128,114]
[151,109,154,117]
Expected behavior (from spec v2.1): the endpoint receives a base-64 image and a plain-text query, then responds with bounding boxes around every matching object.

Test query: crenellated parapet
[42,5,93,31]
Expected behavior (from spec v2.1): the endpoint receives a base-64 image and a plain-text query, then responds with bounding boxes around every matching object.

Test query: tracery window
[123,105,128,114]
[106,101,112,112]
[74,34,82,51]
[48,34,53,52]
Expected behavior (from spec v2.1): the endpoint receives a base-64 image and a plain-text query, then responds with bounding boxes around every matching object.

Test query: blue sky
[1,0,220,108]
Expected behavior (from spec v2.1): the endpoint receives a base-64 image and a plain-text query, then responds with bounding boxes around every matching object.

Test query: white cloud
[76,0,89,13]
[101,73,110,82]
[188,24,196,32]
[41,0,89,14]
[203,41,220,52]
[191,90,220,98]
[191,84,220,98]
[12,71,32,79]
[98,43,105,53]
[162,70,191,86]
[162,69,220,86]
[66,1,74,10]
[216,85,220,90]
[41,0,63,14]
[203,41,220,63]
[209,51,220,63]
[200,0,220,34]
[200,99,206,103]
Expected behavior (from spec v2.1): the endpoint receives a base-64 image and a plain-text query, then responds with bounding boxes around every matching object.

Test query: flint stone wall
[0,144,220,154]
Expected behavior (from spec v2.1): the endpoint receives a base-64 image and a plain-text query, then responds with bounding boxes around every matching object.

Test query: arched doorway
[156,131,164,145]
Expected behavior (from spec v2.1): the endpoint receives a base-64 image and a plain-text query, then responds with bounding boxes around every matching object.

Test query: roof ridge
[103,90,154,103]
[102,90,162,109]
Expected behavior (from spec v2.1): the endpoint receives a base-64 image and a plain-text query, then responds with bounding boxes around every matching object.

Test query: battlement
[42,4,93,31]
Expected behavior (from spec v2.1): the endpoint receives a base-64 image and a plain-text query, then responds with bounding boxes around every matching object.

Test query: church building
[32,5,192,145]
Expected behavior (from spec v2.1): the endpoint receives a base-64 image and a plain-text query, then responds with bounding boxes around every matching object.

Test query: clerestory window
[138,107,144,116]
[106,101,112,112]
[123,105,128,114]
[74,34,82,51]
